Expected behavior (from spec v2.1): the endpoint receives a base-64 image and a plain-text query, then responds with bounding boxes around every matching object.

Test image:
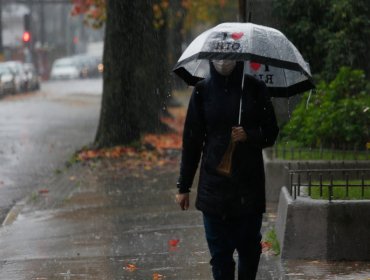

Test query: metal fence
[288,168,370,201]
[270,143,370,161]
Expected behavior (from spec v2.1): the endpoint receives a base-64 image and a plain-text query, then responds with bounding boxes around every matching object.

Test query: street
[0,78,102,223]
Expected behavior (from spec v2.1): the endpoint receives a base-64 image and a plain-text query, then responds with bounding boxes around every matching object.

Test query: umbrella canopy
[173,22,315,97]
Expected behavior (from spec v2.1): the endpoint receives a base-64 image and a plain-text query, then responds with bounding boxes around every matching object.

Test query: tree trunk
[95,0,167,147]
[168,0,186,90]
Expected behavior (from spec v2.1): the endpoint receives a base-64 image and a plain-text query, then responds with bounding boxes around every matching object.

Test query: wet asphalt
[0,81,369,279]
[0,79,102,222]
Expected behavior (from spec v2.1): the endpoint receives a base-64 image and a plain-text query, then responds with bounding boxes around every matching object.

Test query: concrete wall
[264,158,290,203]
[276,187,370,260]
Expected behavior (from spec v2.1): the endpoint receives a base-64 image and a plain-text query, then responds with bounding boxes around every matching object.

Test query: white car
[24,63,41,91]
[3,61,28,93]
[0,64,16,95]
[50,58,81,80]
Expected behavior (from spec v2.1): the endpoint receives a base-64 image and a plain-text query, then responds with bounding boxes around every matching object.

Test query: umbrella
[173,22,315,97]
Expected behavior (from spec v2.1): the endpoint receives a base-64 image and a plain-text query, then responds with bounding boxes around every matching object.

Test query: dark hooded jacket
[177,61,279,217]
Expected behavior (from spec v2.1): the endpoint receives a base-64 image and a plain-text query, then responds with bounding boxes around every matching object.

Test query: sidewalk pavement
[0,149,288,280]
[0,149,369,279]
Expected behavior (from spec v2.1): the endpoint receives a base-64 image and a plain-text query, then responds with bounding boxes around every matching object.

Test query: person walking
[176,59,279,280]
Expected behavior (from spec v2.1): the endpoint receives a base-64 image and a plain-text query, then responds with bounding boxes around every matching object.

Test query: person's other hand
[176,193,190,210]
[232,126,247,142]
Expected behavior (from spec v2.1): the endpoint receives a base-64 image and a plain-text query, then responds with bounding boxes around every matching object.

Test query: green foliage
[282,67,370,148]
[264,229,280,255]
[309,181,370,200]
[273,0,370,80]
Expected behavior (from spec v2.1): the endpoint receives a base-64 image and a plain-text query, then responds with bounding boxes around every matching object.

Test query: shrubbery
[273,0,370,81]
[281,67,369,148]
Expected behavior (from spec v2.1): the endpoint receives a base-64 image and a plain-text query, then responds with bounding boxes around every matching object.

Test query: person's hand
[231,126,247,142]
[176,193,190,210]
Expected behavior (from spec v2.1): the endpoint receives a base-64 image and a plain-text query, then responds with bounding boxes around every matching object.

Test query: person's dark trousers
[203,212,263,280]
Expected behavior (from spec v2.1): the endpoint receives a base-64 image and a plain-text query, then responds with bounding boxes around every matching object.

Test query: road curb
[1,199,27,226]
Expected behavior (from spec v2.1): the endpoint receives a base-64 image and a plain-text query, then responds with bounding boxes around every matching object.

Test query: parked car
[0,64,16,96]
[90,55,103,75]
[50,57,81,80]
[72,55,92,78]
[72,54,102,77]
[3,61,28,93]
[23,63,41,91]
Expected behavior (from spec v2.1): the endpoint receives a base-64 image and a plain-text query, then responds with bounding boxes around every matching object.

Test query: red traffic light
[22,31,31,43]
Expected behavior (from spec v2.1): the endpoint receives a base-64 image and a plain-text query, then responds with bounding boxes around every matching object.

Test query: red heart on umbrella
[231,32,244,40]
[250,62,261,71]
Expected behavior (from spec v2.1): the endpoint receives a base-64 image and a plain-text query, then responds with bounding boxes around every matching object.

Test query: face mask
[212,60,236,76]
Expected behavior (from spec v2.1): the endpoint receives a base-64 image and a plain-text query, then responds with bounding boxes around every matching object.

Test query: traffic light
[23,14,31,45]
[22,31,31,43]
[24,14,31,31]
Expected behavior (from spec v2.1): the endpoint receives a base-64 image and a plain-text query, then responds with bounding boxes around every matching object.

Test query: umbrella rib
[266,29,289,87]
[192,60,202,77]
[273,32,290,87]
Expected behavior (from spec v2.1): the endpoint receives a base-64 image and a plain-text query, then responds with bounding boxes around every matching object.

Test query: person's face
[212,60,236,76]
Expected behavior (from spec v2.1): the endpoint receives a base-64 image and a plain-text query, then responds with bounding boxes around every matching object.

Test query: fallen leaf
[143,133,182,150]
[168,239,180,247]
[261,241,272,251]
[77,146,138,161]
[124,263,137,272]
[38,189,49,194]
[153,272,164,280]
[74,106,186,168]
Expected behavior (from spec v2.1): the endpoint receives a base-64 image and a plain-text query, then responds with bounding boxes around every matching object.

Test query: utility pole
[39,0,45,45]
[238,0,247,22]
[239,0,252,22]
[0,0,3,61]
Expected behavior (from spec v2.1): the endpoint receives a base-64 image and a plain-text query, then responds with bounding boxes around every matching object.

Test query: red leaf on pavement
[38,189,49,194]
[261,241,272,250]
[143,133,182,150]
[168,239,180,247]
[153,272,164,280]
[77,146,137,161]
[124,263,137,272]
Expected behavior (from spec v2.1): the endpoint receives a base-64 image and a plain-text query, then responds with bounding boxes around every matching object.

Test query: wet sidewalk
[0,150,286,280]
[0,150,369,279]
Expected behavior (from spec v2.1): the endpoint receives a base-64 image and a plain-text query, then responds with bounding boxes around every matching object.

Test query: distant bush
[273,0,370,81]
[281,67,370,148]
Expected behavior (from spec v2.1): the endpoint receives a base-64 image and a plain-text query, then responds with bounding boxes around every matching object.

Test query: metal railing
[288,168,370,201]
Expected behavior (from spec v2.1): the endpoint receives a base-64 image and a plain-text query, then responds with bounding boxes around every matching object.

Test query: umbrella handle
[216,141,236,177]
